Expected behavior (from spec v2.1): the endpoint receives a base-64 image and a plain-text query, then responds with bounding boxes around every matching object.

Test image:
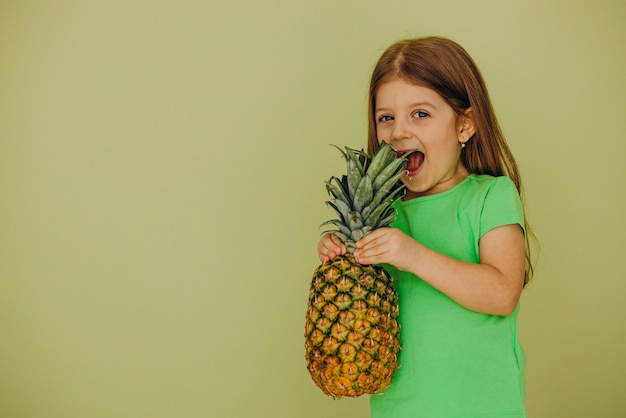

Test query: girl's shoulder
[465,174,525,236]
[464,174,521,206]
[465,173,516,191]
[462,174,520,203]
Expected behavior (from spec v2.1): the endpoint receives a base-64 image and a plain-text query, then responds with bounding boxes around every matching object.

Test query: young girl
[318,37,533,417]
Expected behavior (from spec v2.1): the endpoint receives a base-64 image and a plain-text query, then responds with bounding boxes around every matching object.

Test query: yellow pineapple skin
[305,254,400,399]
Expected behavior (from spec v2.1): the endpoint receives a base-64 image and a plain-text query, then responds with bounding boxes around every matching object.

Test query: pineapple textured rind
[305,254,400,399]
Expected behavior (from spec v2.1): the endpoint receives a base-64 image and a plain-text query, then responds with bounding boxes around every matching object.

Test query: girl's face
[375,78,475,199]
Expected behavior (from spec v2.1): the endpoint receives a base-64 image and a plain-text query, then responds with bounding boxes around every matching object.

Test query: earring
[461,143,466,148]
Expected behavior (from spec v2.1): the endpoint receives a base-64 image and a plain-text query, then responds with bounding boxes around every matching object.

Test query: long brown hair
[367,36,536,284]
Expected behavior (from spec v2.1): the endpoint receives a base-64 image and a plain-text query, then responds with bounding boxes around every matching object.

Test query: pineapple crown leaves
[321,142,416,251]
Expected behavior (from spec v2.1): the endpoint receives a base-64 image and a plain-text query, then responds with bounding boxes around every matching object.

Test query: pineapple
[305,142,411,398]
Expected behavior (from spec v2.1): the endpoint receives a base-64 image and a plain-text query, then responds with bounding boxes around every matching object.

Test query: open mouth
[396,150,424,177]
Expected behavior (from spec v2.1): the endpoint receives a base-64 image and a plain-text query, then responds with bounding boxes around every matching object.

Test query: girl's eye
[377,115,393,123]
[413,111,429,118]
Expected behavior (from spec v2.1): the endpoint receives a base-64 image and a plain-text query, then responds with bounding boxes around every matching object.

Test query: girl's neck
[403,168,470,200]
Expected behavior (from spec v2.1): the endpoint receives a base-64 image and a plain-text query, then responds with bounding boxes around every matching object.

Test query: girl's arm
[353,224,526,316]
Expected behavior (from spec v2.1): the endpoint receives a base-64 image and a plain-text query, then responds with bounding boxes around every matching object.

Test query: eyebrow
[375,101,438,114]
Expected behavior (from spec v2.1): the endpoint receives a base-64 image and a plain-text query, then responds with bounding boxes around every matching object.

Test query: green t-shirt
[370,174,527,418]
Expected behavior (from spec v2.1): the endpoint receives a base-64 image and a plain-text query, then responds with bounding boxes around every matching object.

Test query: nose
[390,118,411,142]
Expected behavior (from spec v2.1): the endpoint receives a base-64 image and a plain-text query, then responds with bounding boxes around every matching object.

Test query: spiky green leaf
[372,157,407,192]
[326,177,351,206]
[365,142,395,181]
[353,175,373,212]
[320,219,352,237]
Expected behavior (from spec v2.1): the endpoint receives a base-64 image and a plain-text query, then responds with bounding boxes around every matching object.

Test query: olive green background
[1,1,624,417]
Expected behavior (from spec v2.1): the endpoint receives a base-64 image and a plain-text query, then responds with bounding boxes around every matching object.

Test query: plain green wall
[1,1,624,417]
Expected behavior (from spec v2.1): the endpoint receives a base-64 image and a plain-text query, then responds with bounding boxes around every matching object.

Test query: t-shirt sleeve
[479,176,525,239]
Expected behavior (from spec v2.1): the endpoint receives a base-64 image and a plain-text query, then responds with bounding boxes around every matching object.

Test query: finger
[330,233,346,247]
[354,251,376,266]
[356,228,386,248]
[355,241,388,263]
[328,233,347,255]
[318,234,346,262]
[318,240,333,262]
[319,246,336,262]
[319,243,336,257]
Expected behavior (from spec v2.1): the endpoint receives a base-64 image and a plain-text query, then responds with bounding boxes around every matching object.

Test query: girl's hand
[353,228,418,272]
[318,232,347,263]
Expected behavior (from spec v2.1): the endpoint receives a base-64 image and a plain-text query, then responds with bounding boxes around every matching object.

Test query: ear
[458,108,477,145]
